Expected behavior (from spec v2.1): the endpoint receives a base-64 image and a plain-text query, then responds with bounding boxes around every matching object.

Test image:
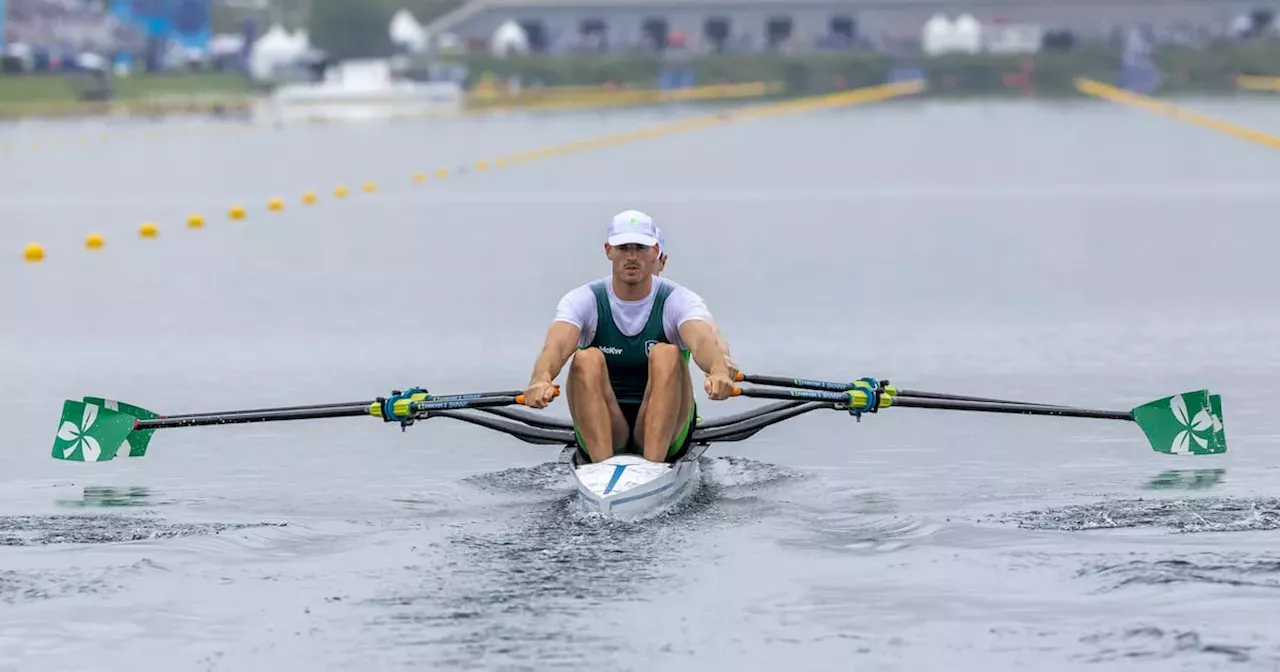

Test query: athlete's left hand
[723,355,741,381]
[704,371,735,401]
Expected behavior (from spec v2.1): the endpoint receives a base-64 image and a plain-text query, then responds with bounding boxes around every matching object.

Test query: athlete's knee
[570,347,608,381]
[647,343,681,370]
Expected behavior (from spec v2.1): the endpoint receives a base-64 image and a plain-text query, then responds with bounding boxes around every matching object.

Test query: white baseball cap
[606,209,660,248]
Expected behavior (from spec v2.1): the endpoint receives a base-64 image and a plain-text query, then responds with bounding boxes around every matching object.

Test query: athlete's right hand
[523,380,560,409]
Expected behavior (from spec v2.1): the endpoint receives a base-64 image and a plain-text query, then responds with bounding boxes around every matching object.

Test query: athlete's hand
[704,371,735,401]
[723,355,741,381]
[523,381,560,409]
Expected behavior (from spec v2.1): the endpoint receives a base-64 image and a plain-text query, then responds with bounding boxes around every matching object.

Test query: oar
[731,384,1227,457]
[50,386,558,463]
[149,389,525,421]
[735,372,1067,407]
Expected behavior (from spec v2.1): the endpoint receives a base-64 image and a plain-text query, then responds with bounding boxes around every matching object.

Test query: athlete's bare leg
[635,344,694,464]
[566,347,629,463]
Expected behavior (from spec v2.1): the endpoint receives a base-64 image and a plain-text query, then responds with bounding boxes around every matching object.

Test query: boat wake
[769,485,943,554]
[361,455,806,667]
[991,496,1280,534]
[1078,554,1280,593]
[1075,626,1256,666]
[0,512,286,547]
[458,454,804,517]
[459,459,574,497]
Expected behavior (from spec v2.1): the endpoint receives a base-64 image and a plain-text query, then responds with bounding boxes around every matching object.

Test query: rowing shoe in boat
[46,374,1228,520]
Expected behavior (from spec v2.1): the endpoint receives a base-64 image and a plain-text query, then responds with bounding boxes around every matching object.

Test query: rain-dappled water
[3,97,1280,670]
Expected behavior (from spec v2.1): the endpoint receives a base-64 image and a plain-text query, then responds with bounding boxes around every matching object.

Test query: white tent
[952,14,982,54]
[390,9,427,53]
[248,23,304,81]
[921,14,953,56]
[289,28,311,53]
[490,20,529,57]
[921,13,982,55]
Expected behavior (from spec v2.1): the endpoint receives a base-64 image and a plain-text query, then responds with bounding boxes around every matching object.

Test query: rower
[523,209,736,465]
[650,224,740,381]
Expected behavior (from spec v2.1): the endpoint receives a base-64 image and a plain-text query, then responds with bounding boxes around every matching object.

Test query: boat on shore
[255,58,463,125]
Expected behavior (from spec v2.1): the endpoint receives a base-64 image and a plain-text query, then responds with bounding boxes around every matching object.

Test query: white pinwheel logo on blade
[57,404,102,461]
[1169,394,1213,455]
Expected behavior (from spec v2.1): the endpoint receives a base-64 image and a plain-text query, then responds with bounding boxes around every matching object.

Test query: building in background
[422,0,1266,54]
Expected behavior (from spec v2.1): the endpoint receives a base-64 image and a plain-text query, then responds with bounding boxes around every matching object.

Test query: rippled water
[3,97,1280,670]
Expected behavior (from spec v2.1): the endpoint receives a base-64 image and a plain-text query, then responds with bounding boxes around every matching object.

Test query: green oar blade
[83,397,159,457]
[1210,393,1226,453]
[1131,390,1225,456]
[52,400,139,462]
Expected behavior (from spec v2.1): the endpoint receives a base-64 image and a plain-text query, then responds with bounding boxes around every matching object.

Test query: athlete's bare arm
[705,319,739,379]
[525,321,580,407]
[678,319,735,400]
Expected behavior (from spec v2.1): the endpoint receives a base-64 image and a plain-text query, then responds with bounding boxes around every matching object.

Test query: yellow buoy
[230,205,248,219]
[334,186,349,198]
[435,168,449,179]
[267,198,283,212]
[85,233,104,249]
[363,182,377,194]
[475,160,489,171]
[23,243,45,262]
[187,214,205,229]
[494,158,507,168]
[139,222,159,238]
[303,191,318,204]
[412,173,426,184]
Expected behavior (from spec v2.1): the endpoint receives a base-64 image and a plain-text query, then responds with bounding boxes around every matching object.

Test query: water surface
[3,97,1279,671]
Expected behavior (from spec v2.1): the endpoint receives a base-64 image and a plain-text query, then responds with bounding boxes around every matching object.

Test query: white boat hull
[565,444,707,520]
[254,58,464,125]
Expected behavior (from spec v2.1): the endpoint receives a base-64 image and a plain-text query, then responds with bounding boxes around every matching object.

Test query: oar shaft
[893,388,1070,408]
[733,385,1134,421]
[736,373,853,393]
[889,396,1134,421]
[137,393,530,430]
[138,403,374,429]
[732,386,855,404]
[156,390,526,421]
[738,372,1070,408]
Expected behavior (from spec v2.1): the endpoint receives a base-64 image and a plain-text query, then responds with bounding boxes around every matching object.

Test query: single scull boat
[47,374,1227,521]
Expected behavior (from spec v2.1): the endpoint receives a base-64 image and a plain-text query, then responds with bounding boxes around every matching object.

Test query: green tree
[309,0,394,59]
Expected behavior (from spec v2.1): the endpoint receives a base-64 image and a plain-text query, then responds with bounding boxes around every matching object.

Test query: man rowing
[523,210,736,465]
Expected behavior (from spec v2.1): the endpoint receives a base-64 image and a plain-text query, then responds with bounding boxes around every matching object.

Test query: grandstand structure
[421,0,1263,53]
